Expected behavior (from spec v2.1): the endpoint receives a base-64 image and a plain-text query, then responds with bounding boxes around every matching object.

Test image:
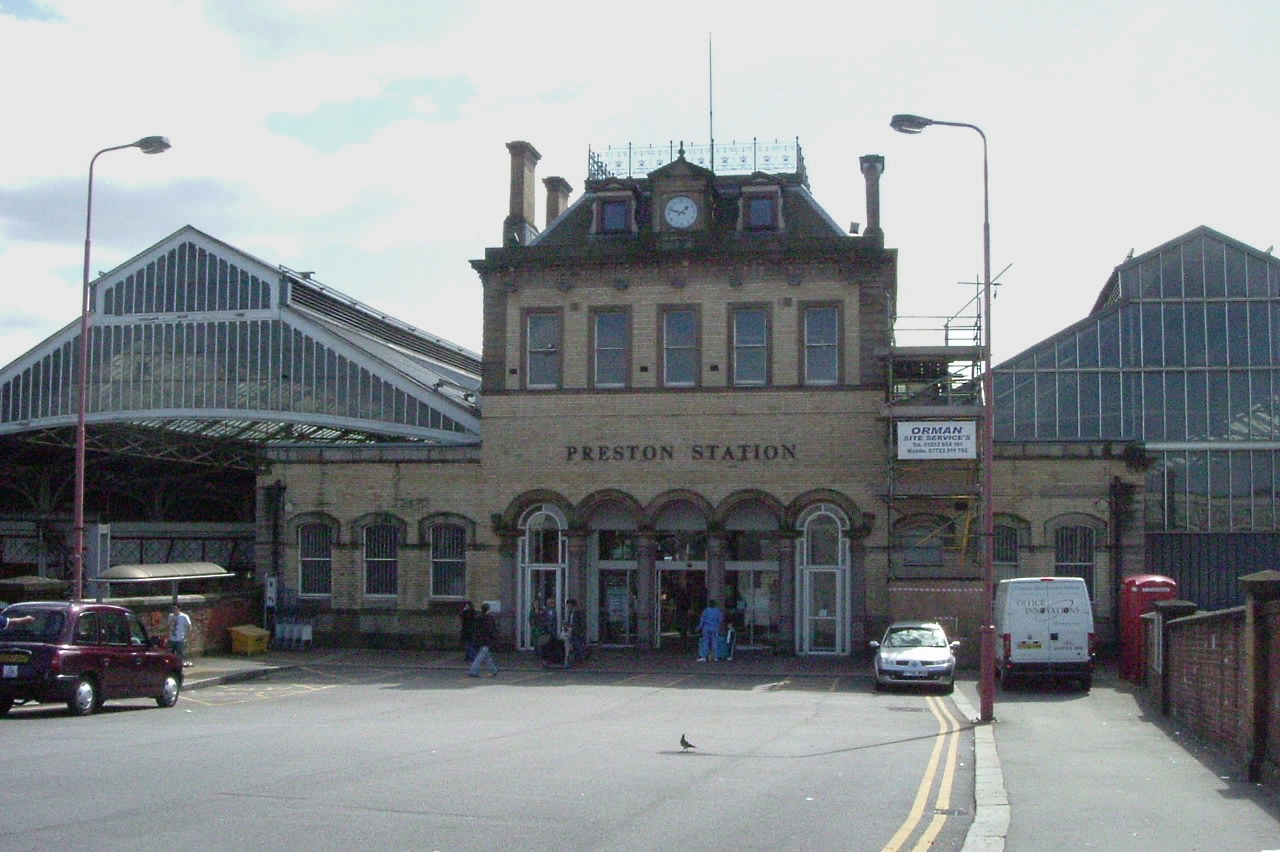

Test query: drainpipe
[263,480,285,630]
[1109,475,1137,646]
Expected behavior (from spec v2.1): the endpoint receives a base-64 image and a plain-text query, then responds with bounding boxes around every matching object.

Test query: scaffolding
[882,291,987,580]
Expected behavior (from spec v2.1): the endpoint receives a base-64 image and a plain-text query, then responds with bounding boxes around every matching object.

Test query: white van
[994,576,1095,690]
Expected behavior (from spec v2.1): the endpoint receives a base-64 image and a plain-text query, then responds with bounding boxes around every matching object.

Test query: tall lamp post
[73,135,171,601]
[890,113,996,722]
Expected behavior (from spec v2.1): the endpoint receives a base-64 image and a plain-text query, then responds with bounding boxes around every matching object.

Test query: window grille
[1054,525,1096,599]
[430,523,467,598]
[364,524,399,596]
[299,523,333,596]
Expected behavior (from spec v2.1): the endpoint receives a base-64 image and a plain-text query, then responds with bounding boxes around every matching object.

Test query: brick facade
[1165,608,1249,756]
[255,139,1146,657]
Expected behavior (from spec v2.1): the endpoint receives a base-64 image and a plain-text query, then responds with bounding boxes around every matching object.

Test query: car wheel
[998,665,1014,691]
[0,697,12,717]
[68,676,98,716]
[1080,675,1092,692]
[156,673,181,708]
[940,680,955,695]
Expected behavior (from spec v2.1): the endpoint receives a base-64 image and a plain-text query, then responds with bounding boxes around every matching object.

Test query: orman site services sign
[896,421,976,459]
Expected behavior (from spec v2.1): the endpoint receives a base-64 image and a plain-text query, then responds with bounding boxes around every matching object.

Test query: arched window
[363,523,400,597]
[798,504,849,568]
[520,505,566,565]
[298,522,333,596]
[896,516,951,569]
[993,516,1030,584]
[429,522,467,599]
[1055,524,1098,599]
[1045,513,1106,606]
[993,525,1020,583]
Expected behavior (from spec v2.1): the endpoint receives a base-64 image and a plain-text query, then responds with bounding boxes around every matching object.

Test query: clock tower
[649,145,715,233]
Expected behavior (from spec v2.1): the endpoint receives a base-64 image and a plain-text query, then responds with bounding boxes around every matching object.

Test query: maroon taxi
[0,601,182,716]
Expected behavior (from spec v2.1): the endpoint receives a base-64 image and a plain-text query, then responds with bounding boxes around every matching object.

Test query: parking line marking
[877,694,962,852]
[911,696,961,852]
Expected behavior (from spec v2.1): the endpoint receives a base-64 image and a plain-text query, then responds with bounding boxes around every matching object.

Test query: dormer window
[739,184,784,232]
[601,200,629,232]
[592,189,638,235]
[748,196,776,229]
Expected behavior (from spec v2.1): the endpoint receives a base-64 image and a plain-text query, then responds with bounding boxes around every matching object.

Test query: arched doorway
[651,498,710,651]
[585,502,641,647]
[796,503,851,655]
[722,500,782,651]
[516,504,567,650]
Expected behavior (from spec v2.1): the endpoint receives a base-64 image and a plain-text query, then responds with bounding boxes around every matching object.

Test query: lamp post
[890,113,996,722]
[73,135,171,601]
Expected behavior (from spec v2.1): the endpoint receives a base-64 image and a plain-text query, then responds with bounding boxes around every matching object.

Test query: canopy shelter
[96,561,234,604]
[0,225,484,549]
[0,226,482,462]
[0,575,70,605]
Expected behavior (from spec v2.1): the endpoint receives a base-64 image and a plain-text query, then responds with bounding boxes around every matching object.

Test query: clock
[663,195,698,229]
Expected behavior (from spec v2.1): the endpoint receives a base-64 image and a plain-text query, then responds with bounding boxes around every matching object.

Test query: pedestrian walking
[166,603,193,666]
[459,601,479,662]
[562,598,587,667]
[696,599,724,662]
[531,597,557,663]
[468,602,499,677]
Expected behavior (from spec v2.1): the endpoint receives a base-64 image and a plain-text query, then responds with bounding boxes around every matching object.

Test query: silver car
[869,621,959,693]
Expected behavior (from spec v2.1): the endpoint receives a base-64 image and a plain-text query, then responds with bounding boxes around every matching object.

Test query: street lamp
[890,112,996,722]
[73,136,171,601]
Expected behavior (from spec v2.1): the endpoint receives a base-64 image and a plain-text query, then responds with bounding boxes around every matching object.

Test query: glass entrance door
[596,569,636,645]
[655,568,706,651]
[724,569,780,649]
[519,566,562,650]
[799,568,845,654]
[653,531,708,651]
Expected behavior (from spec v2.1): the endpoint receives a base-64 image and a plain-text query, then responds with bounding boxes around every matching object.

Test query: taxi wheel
[67,676,98,716]
[156,673,181,708]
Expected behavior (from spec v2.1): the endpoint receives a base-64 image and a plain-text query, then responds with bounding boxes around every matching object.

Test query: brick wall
[1265,599,1280,784]
[1165,608,1249,760]
[124,590,261,656]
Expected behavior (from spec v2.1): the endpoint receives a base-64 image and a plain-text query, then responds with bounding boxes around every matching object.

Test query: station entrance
[513,496,859,655]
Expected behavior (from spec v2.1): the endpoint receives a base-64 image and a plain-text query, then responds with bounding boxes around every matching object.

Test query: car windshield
[884,627,947,648]
[1,608,66,641]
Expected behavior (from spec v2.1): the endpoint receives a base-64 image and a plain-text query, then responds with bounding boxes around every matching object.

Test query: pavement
[179,644,874,689]
[181,649,1279,852]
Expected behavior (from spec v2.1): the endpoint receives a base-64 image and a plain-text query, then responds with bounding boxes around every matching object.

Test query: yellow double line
[879,694,963,852]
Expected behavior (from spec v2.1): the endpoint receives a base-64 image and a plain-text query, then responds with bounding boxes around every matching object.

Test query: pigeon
[680,734,695,752]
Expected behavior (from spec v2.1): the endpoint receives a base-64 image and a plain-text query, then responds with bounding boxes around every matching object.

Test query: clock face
[664,195,698,229]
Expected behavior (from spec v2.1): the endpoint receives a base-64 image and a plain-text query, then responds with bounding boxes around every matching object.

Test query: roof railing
[588,138,803,180]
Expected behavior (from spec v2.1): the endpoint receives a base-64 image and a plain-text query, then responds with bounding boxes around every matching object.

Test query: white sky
[1,0,1277,368]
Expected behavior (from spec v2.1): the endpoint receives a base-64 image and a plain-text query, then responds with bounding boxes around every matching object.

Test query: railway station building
[3,136,1273,655]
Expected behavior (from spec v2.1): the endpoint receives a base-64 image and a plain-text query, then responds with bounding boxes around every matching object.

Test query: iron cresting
[565,443,798,462]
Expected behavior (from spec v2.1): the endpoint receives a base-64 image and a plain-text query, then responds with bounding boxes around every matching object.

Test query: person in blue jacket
[696,600,724,662]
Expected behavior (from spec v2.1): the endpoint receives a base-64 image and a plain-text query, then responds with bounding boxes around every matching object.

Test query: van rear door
[1001,580,1052,664]
[1045,579,1092,665]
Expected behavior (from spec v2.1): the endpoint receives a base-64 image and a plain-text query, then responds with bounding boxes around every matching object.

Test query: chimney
[543,176,573,226]
[504,140,542,246]
[859,154,885,248]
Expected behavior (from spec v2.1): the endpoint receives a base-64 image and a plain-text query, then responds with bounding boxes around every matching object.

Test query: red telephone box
[1119,574,1178,682]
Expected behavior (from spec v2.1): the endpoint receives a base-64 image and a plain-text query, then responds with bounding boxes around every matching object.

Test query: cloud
[267,76,475,153]
[203,0,468,57]
[0,0,60,22]
[0,178,248,248]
